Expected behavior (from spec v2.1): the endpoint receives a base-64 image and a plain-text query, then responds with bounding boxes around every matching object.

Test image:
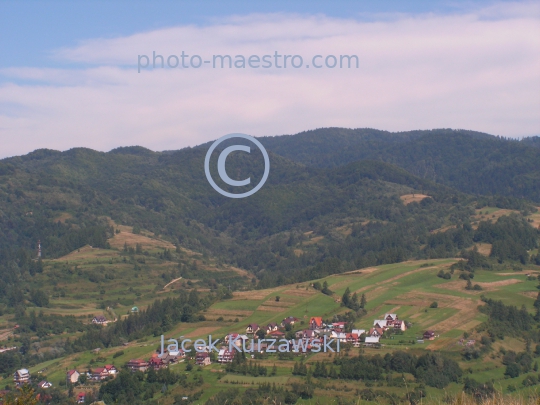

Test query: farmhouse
[149,356,166,370]
[13,369,30,386]
[104,364,117,375]
[92,367,109,381]
[332,322,346,331]
[66,370,80,384]
[218,348,235,363]
[77,393,86,404]
[393,320,407,331]
[92,315,107,325]
[281,316,298,328]
[423,330,436,340]
[196,352,211,366]
[38,381,53,389]
[265,323,279,334]
[369,327,384,337]
[268,330,285,338]
[127,359,149,373]
[373,320,388,329]
[246,323,260,334]
[309,317,323,330]
[385,314,398,322]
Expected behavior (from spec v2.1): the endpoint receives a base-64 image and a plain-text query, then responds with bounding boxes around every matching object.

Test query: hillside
[0,129,539,404]
[259,128,540,202]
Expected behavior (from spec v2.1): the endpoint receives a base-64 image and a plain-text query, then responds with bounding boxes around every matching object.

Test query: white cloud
[0,3,539,158]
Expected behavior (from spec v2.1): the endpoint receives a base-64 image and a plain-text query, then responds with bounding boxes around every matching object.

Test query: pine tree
[341,287,351,307]
[360,293,367,308]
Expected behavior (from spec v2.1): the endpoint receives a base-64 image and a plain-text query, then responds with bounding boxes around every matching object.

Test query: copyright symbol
[204,133,270,199]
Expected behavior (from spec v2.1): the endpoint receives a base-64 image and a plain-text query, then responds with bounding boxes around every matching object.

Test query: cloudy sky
[0,0,539,158]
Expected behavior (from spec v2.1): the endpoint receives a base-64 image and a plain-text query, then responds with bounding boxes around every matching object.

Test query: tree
[275,296,280,302]
[430,302,438,308]
[504,363,520,378]
[78,373,87,384]
[321,281,332,296]
[341,287,351,307]
[4,385,39,405]
[360,293,367,308]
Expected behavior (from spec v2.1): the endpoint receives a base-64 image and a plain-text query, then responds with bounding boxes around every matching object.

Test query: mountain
[0,133,537,291]
[258,128,540,202]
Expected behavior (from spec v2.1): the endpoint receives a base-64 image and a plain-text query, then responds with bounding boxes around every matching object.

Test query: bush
[430,302,438,308]
[113,350,124,358]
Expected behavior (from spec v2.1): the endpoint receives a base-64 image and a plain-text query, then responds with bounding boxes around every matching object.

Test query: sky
[0,0,539,158]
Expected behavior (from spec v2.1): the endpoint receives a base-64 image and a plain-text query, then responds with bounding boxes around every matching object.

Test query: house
[365,336,380,345]
[423,330,436,340]
[77,392,86,404]
[196,352,211,366]
[332,322,346,331]
[217,349,235,363]
[302,330,317,340]
[281,316,298,328]
[127,359,149,373]
[373,320,388,329]
[13,369,30,386]
[385,314,398,322]
[92,315,107,325]
[104,365,117,375]
[67,370,80,384]
[309,317,323,330]
[345,333,359,346]
[268,330,285,338]
[369,328,384,337]
[37,381,53,389]
[131,306,139,313]
[352,329,365,336]
[265,323,279,334]
[225,334,248,347]
[149,356,166,370]
[246,323,260,334]
[162,350,185,364]
[393,320,407,331]
[92,367,109,381]
[337,332,347,343]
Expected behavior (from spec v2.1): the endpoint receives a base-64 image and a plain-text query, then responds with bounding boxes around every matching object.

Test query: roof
[93,367,106,373]
[385,313,397,319]
[67,370,79,376]
[196,352,209,358]
[365,337,380,343]
[310,317,323,326]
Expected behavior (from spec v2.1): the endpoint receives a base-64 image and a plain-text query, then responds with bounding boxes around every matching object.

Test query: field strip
[183,326,221,338]
[434,278,522,292]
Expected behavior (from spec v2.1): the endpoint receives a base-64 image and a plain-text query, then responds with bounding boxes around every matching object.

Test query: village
[9,311,439,403]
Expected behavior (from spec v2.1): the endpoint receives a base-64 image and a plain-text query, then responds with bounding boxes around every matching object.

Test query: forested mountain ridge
[257,128,540,202]
[0,134,538,293]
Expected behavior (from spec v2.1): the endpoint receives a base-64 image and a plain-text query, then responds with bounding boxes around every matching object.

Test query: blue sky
[0,0,522,69]
[0,0,538,157]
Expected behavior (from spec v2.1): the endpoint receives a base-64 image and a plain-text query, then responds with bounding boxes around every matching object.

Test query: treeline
[205,383,311,405]
[255,210,538,288]
[477,297,533,339]
[69,290,210,352]
[334,351,462,389]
